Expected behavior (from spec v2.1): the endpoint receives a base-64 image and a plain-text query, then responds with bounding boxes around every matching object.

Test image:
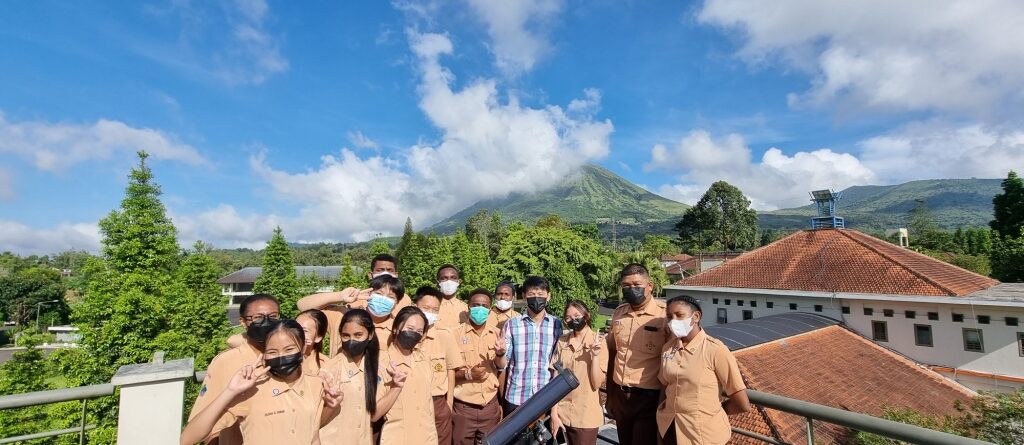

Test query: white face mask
[495,299,513,311]
[439,280,460,296]
[372,271,395,278]
[669,317,694,338]
[423,311,439,327]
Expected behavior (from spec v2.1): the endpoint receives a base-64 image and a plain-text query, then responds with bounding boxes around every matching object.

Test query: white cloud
[463,0,563,75]
[170,204,280,250]
[346,130,380,150]
[232,32,612,244]
[858,121,1024,183]
[0,221,101,256]
[0,168,13,201]
[0,112,208,172]
[648,130,875,209]
[220,0,289,85]
[699,0,1024,116]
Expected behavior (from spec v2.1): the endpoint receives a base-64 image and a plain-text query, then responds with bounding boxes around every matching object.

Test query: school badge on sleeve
[434,362,444,372]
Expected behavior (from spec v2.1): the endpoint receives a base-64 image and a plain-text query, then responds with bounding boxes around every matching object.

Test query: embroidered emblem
[434,362,444,372]
[614,320,622,326]
[348,369,356,377]
[272,388,281,396]
[199,385,207,396]
[662,352,673,361]
[462,337,469,344]
[646,340,656,352]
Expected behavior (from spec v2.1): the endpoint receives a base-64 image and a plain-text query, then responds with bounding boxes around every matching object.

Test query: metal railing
[0,383,114,444]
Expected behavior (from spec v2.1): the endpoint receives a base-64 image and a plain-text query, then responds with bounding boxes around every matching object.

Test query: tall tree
[0,267,68,326]
[466,209,506,259]
[253,227,299,318]
[336,253,364,289]
[991,170,1024,238]
[991,233,1024,282]
[370,238,392,256]
[675,181,758,251]
[395,217,416,266]
[641,234,677,259]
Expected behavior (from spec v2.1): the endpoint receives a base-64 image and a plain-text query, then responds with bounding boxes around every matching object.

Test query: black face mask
[266,352,303,378]
[526,297,547,314]
[566,317,587,332]
[622,286,646,306]
[396,331,422,350]
[245,317,279,346]
[343,339,370,357]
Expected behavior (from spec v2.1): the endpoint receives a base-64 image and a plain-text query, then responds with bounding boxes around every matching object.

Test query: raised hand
[469,364,488,381]
[322,377,343,409]
[591,334,605,358]
[227,355,268,394]
[386,361,408,388]
[494,336,507,357]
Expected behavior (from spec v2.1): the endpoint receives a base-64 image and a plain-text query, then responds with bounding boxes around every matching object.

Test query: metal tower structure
[809,189,845,229]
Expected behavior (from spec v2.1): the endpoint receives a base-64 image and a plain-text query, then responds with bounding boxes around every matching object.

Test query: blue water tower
[809,189,845,229]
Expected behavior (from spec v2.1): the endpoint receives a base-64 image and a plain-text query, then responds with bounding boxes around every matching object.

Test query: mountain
[759,178,1002,231]
[429,164,690,235]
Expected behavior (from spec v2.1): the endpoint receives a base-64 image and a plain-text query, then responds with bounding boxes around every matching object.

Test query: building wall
[665,287,1024,391]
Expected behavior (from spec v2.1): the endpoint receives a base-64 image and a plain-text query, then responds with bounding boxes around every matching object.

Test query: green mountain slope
[430,164,690,233]
[759,178,1002,231]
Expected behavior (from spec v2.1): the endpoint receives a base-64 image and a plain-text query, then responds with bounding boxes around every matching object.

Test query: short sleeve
[442,331,466,370]
[191,354,229,419]
[595,340,610,381]
[712,345,746,396]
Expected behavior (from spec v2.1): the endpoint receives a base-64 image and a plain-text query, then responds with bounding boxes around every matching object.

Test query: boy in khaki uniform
[489,281,520,330]
[452,289,505,445]
[414,287,467,445]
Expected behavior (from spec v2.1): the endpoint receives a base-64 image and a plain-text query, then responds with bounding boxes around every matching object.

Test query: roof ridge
[836,230,959,297]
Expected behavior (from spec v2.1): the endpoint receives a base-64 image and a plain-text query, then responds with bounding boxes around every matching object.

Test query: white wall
[665,288,1024,391]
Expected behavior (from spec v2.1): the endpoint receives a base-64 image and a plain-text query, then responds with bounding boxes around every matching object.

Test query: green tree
[0,330,53,439]
[991,231,1024,282]
[449,231,496,297]
[395,217,416,266]
[0,267,68,326]
[991,170,1024,239]
[954,389,1024,444]
[370,238,392,256]
[536,214,569,229]
[675,181,758,251]
[571,223,600,242]
[336,254,364,289]
[253,227,299,318]
[852,407,960,445]
[641,234,677,259]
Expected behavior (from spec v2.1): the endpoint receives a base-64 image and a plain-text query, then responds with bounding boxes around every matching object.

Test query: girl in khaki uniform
[180,320,342,445]
[553,301,609,445]
[378,306,438,445]
[297,309,328,376]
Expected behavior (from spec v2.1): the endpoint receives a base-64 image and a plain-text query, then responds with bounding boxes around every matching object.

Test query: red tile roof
[661,253,695,262]
[727,325,973,445]
[678,229,998,296]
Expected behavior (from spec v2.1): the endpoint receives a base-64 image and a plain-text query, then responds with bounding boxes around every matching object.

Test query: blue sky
[2,0,1023,254]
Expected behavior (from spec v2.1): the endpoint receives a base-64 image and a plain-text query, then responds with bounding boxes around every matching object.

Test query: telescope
[484,363,580,445]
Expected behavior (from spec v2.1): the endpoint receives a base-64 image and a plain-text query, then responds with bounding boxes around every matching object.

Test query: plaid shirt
[502,313,561,405]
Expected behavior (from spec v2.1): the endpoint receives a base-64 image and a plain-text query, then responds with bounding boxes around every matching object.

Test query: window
[1007,317,1019,327]
[914,324,933,347]
[864,308,874,316]
[978,315,990,324]
[841,306,850,314]
[883,309,894,317]
[743,310,753,320]
[738,300,744,307]
[750,300,757,307]
[717,308,728,324]
[789,303,798,310]
[872,321,888,342]
[952,313,964,322]
[963,328,984,352]
[928,312,939,321]
[905,310,916,319]
[1018,333,1024,357]
[725,299,731,306]
[814,305,823,312]
[766,302,774,309]
[712,298,719,305]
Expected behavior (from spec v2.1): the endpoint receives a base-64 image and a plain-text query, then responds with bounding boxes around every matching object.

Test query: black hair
[370,254,399,272]
[391,306,428,347]
[468,287,493,300]
[564,299,592,327]
[666,295,702,316]
[369,274,405,302]
[618,263,650,282]
[239,293,280,317]
[494,281,518,297]
[413,286,444,304]
[297,309,327,366]
[436,264,461,280]
[265,319,305,355]
[339,309,380,416]
[521,275,550,294]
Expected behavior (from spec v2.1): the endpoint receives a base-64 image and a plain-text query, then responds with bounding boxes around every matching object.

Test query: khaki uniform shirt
[610,297,667,390]
[437,296,469,331]
[453,322,502,405]
[422,326,466,397]
[490,308,520,331]
[319,352,374,445]
[326,308,394,356]
[210,373,326,445]
[657,330,746,445]
[190,341,261,444]
[378,344,438,445]
[555,328,609,428]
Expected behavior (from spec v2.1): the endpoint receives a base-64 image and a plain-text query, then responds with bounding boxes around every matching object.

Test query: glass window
[963,328,984,352]
[766,302,774,309]
[712,298,719,304]
[750,300,757,307]
[789,303,797,310]
[742,310,753,320]
[872,321,888,342]
[905,310,916,319]
[928,312,939,321]
[952,313,964,322]
[978,315,990,324]
[725,299,731,306]
[883,309,894,317]
[737,300,744,307]
[864,308,874,316]
[841,306,850,314]
[717,308,727,324]
[1007,317,1019,327]
[914,324,933,347]
[1018,333,1024,357]
[814,305,823,312]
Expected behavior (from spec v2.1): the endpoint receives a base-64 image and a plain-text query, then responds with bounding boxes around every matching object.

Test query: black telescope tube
[484,364,580,445]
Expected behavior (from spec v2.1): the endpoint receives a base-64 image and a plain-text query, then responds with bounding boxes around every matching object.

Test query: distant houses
[660,252,742,282]
[217,266,344,305]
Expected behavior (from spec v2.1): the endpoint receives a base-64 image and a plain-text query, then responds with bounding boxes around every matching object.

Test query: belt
[433,395,448,401]
[454,398,493,410]
[618,384,660,398]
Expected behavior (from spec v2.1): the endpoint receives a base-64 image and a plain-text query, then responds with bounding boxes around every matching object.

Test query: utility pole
[36,300,59,331]
[611,219,617,251]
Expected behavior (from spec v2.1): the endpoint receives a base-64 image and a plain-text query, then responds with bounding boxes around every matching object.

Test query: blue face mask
[367,293,395,317]
[469,306,490,326]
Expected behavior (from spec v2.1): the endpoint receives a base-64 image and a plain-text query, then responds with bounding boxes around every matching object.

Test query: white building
[665,228,1024,393]
[217,266,343,306]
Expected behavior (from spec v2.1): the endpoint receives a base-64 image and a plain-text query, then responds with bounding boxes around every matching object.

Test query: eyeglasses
[243,313,281,323]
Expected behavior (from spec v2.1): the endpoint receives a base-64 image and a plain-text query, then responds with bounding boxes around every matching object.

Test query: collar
[520,312,554,325]
[678,329,707,354]
[264,372,310,397]
[566,328,594,351]
[627,296,660,317]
